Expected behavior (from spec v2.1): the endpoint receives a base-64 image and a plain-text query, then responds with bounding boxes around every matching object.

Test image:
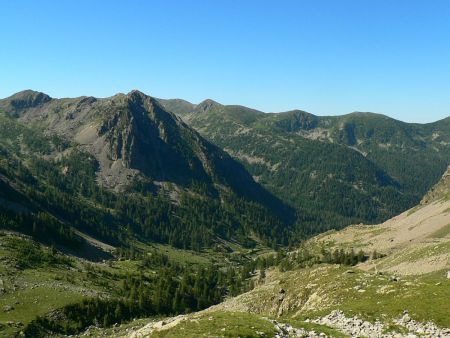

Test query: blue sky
[1,0,450,122]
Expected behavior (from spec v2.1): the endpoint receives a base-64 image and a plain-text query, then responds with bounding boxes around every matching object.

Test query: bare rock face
[91,91,215,189]
[98,107,137,165]
[1,89,214,190]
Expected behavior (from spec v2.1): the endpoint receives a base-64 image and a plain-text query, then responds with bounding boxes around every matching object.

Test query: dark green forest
[169,102,450,231]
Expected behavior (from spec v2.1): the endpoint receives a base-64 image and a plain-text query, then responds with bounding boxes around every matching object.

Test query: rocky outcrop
[128,315,188,337]
[272,320,329,338]
[313,310,450,338]
[313,310,384,337]
[394,312,450,337]
[91,91,216,188]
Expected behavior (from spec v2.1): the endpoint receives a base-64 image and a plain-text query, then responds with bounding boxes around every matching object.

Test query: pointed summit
[127,89,147,98]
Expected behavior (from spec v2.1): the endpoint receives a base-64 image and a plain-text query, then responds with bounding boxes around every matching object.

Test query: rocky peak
[127,89,148,102]
[94,91,210,187]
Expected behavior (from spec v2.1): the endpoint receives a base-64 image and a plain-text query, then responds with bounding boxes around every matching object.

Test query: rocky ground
[310,310,450,338]
[272,319,329,338]
[116,309,450,338]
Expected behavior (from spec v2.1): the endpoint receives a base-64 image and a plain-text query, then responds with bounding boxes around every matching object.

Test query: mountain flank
[159,98,450,232]
[0,90,294,253]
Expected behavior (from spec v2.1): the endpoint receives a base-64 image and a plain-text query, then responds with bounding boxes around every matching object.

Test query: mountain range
[0,90,292,253]
[159,97,450,231]
[1,89,450,251]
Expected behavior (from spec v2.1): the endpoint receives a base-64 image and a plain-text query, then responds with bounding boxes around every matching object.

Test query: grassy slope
[114,265,449,337]
[0,231,275,337]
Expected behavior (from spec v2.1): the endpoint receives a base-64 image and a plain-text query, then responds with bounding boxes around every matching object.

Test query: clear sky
[1,0,450,123]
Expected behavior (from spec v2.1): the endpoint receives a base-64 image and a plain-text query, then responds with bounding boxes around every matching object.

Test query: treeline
[2,236,72,269]
[259,246,378,273]
[0,203,82,250]
[321,248,369,265]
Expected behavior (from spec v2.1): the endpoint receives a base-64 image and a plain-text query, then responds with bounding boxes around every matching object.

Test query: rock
[310,309,450,338]
[3,305,13,312]
[403,314,411,323]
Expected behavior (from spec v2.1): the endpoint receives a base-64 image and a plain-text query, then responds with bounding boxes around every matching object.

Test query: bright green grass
[150,311,277,338]
[283,318,347,338]
[277,265,450,328]
[0,282,83,337]
[152,243,212,265]
[0,284,82,323]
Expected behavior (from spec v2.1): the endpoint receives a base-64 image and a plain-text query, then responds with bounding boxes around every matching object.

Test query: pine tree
[259,268,266,283]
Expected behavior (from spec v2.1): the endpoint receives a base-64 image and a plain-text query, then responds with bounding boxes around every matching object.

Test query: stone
[3,305,13,312]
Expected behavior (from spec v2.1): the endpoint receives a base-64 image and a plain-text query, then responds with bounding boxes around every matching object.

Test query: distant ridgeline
[159,98,450,231]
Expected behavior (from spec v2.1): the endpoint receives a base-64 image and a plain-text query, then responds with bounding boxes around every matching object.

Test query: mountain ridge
[5,91,449,124]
